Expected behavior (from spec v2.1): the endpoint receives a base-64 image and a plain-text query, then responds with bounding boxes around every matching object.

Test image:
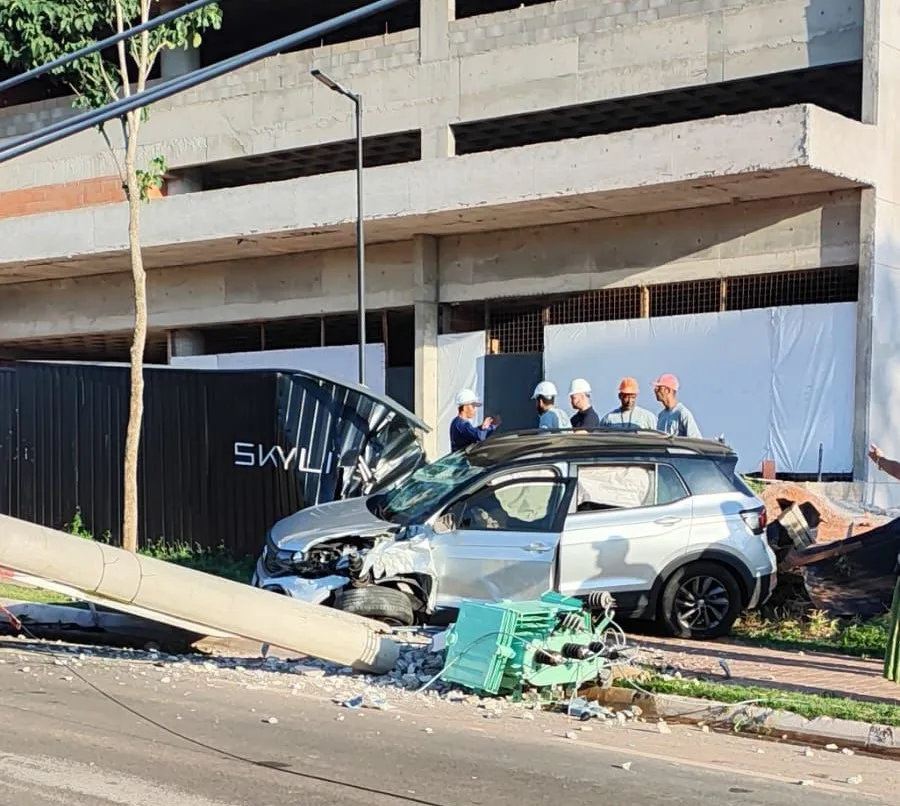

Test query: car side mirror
[433,513,456,534]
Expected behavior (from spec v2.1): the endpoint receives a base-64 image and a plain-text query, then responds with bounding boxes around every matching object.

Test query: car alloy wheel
[673,574,731,633]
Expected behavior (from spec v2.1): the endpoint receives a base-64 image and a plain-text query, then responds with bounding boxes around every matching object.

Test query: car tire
[659,562,742,640]
[335,585,416,627]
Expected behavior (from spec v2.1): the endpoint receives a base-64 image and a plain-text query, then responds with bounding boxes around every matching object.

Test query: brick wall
[0,176,125,219]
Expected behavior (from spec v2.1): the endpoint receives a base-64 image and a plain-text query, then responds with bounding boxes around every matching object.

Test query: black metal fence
[0,361,423,557]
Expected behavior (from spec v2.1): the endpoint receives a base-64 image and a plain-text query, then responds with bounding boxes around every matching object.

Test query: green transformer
[442,591,619,697]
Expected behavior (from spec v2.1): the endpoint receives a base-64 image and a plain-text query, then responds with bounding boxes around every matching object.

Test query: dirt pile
[759,482,884,544]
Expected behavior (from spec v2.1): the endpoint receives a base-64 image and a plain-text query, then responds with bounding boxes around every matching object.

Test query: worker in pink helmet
[653,373,702,438]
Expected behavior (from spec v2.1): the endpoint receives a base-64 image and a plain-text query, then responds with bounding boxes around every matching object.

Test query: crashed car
[253,430,777,639]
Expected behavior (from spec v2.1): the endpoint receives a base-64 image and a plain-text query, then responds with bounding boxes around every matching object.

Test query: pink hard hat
[653,373,680,391]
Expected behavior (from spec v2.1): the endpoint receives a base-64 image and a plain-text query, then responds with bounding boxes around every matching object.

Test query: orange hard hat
[618,377,639,394]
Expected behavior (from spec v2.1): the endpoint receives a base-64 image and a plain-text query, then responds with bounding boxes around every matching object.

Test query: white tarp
[171,344,387,395]
[436,331,487,457]
[544,303,856,474]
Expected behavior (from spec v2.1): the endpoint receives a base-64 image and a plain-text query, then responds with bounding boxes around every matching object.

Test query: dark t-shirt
[570,407,601,429]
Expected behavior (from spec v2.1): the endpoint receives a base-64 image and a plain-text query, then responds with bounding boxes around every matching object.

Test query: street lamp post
[311,68,366,386]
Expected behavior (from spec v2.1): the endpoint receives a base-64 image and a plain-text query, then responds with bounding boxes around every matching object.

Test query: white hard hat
[532,381,558,399]
[568,378,591,396]
[454,388,481,407]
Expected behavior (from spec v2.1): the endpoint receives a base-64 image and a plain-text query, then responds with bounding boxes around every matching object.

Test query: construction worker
[568,378,600,430]
[532,381,572,431]
[449,388,497,452]
[653,373,702,438]
[600,377,657,430]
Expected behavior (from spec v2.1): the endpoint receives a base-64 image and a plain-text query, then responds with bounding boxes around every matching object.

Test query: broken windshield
[368,452,483,525]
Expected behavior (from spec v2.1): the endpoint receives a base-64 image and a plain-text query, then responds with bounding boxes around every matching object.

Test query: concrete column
[420,0,455,63]
[165,169,203,196]
[857,0,900,505]
[161,45,200,79]
[413,235,439,459]
[421,125,456,160]
[168,329,206,360]
[158,2,201,79]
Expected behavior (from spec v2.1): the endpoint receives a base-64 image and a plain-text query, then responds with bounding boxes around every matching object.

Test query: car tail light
[740,507,767,535]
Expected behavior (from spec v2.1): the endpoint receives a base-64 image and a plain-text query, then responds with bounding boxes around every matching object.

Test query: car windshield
[368,452,483,525]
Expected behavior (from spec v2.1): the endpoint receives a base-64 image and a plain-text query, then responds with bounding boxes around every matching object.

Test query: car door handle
[654,517,682,527]
[524,542,552,553]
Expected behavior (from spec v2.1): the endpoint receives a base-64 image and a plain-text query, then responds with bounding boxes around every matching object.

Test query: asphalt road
[0,641,896,806]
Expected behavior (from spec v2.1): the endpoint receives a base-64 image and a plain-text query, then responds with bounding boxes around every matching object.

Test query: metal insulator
[532,647,563,666]
[561,643,593,660]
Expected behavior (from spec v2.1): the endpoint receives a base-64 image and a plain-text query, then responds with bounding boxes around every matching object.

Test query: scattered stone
[798,780,814,787]
[423,727,434,734]
[803,748,815,758]
[564,731,579,740]
[264,717,278,725]
[657,721,672,735]
[616,762,633,771]
[846,776,863,786]
[825,744,839,752]
[700,726,710,734]
[841,748,855,756]
[160,677,171,684]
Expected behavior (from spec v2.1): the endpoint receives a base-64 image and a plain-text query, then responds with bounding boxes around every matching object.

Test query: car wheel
[659,562,742,640]
[334,585,416,627]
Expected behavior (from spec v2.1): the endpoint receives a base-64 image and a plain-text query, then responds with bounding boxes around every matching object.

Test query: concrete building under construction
[0,0,897,493]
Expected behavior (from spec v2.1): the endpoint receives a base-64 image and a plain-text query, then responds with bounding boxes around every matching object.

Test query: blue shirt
[450,416,496,452]
[657,403,702,438]
[570,407,601,429]
[538,408,572,430]
[600,406,657,431]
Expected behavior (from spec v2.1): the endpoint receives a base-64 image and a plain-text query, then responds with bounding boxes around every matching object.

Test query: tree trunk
[121,118,147,554]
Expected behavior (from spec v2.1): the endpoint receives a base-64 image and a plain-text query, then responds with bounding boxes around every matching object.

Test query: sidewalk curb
[589,687,900,756]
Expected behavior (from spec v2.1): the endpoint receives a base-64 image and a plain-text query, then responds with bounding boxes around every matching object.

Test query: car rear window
[669,456,747,496]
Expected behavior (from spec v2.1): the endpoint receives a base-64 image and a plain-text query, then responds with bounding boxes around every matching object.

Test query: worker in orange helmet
[600,377,657,430]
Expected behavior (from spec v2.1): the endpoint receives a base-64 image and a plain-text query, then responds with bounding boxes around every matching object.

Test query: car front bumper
[251,555,348,605]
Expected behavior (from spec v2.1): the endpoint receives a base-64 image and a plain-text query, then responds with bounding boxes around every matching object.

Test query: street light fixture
[311,68,366,387]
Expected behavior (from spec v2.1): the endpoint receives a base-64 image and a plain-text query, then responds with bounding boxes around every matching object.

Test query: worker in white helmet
[449,388,497,452]
[532,381,572,431]
[568,378,600,430]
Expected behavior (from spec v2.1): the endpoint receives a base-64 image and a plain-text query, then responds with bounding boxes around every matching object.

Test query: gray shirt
[538,407,572,430]
[600,406,657,431]
[657,403,702,438]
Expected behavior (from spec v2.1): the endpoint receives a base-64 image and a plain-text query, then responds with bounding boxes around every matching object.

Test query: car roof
[462,428,736,466]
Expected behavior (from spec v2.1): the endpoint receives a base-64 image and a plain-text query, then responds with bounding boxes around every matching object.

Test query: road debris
[846,775,863,785]
[264,716,278,725]
[615,762,632,771]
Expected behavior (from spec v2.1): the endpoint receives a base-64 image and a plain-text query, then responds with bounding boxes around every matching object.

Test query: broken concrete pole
[0,515,398,674]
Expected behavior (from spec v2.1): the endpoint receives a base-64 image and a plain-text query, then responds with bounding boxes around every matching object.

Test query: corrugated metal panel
[0,362,426,557]
[0,369,16,516]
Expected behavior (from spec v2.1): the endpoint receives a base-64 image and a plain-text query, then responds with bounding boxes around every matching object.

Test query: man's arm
[869,444,900,481]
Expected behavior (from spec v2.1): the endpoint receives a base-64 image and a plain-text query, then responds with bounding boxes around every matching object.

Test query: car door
[430,470,574,607]
[556,462,693,604]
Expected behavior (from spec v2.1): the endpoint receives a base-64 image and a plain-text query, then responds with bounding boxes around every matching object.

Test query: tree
[0,1,223,551]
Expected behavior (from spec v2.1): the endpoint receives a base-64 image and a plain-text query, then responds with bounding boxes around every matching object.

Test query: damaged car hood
[269,496,394,553]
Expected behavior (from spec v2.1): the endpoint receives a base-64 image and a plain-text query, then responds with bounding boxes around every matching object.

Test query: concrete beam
[0,0,863,193]
[0,106,875,280]
[0,191,859,342]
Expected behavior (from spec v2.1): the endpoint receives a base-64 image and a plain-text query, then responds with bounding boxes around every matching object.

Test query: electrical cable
[1,624,448,806]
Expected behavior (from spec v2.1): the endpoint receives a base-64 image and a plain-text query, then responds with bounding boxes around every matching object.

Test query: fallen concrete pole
[0,515,399,673]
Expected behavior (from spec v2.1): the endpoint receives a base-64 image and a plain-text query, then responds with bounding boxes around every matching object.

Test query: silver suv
[253,431,777,639]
